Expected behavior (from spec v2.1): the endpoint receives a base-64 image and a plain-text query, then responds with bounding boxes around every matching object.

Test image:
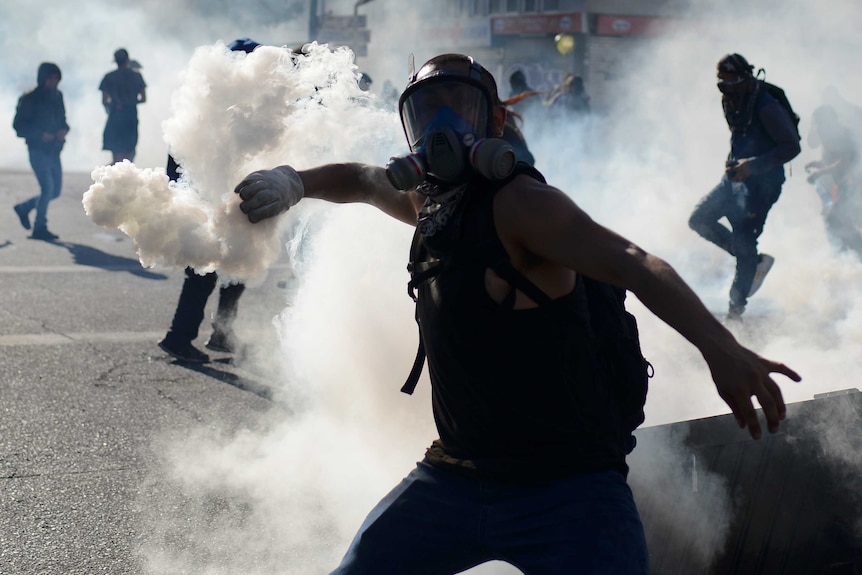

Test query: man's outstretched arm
[234,163,422,226]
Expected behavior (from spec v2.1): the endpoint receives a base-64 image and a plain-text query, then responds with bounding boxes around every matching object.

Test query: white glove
[234,166,305,223]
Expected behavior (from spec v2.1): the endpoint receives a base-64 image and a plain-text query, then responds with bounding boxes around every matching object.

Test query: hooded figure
[37,62,62,86]
[12,61,70,240]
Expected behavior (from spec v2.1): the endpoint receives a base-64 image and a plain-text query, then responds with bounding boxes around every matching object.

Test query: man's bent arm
[745,100,802,176]
[496,177,801,438]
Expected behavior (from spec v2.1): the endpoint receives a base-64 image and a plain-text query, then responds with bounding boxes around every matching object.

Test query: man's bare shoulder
[495,173,577,220]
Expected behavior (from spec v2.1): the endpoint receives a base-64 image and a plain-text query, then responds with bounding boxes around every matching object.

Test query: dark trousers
[21,147,62,230]
[689,176,782,308]
[164,267,245,345]
[331,462,648,575]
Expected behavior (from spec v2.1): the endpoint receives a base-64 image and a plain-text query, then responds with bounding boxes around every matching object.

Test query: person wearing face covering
[12,62,69,241]
[232,53,800,574]
[688,54,801,321]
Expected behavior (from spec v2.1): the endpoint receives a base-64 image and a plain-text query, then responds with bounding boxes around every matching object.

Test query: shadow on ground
[55,241,169,280]
[169,357,274,401]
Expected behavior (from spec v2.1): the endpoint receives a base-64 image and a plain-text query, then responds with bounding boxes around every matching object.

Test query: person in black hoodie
[12,62,70,241]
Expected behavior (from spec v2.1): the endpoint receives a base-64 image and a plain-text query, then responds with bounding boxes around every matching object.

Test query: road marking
[0,265,137,273]
[0,263,294,273]
[0,332,165,346]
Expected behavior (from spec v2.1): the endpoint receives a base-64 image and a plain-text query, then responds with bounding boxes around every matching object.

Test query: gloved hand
[234,166,305,223]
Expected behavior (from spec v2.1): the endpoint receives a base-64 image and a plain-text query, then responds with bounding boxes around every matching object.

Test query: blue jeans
[21,147,63,230]
[689,175,782,309]
[331,461,648,575]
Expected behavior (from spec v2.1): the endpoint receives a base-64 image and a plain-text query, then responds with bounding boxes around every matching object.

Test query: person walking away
[99,48,146,163]
[233,53,800,574]
[688,53,801,321]
[12,62,69,241]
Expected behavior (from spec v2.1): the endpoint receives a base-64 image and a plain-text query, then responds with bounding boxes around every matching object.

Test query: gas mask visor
[400,80,491,151]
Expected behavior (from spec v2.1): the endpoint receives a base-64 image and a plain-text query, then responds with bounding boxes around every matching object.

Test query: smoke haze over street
[4,1,861,572]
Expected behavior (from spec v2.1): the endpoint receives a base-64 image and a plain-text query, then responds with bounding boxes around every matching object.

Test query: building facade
[314,0,692,112]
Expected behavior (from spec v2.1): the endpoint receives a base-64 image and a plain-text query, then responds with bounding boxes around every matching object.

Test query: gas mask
[386,78,516,193]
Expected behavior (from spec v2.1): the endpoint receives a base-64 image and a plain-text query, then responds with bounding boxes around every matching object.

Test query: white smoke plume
[83,42,399,284]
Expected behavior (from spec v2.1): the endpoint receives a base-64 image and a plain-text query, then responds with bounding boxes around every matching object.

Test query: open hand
[710,348,801,439]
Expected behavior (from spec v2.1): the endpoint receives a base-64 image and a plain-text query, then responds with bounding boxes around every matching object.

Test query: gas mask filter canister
[385,137,515,191]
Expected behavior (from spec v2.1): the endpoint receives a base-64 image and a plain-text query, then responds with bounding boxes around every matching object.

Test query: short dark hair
[114,48,130,66]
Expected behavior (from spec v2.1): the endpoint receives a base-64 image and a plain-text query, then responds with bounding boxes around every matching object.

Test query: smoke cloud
[83,42,398,283]
[6,0,862,573]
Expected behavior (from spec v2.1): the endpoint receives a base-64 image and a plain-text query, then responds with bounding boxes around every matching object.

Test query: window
[524,0,537,11]
[506,0,519,12]
[489,0,502,13]
[468,0,488,16]
[543,0,560,10]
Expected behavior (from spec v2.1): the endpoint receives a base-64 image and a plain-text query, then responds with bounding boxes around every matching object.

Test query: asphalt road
[0,169,292,574]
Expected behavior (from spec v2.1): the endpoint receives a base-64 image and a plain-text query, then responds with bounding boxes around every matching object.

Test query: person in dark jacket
[232,53,800,574]
[546,73,591,121]
[157,37,260,364]
[689,54,801,321]
[99,48,147,163]
[12,62,70,241]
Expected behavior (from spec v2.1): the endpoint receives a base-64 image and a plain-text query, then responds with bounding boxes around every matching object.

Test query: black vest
[406,166,637,482]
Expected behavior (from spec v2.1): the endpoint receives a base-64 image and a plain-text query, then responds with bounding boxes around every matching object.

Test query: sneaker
[13,203,31,230]
[158,338,210,363]
[205,330,236,353]
[748,254,775,297]
[30,227,58,241]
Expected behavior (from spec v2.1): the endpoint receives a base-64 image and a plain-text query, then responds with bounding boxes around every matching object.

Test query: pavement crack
[2,466,139,480]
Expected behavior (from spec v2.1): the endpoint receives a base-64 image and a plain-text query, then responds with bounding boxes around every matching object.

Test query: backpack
[402,166,652,453]
[761,81,801,141]
[12,93,30,139]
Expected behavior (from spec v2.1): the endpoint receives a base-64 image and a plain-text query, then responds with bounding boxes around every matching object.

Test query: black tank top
[412,169,629,482]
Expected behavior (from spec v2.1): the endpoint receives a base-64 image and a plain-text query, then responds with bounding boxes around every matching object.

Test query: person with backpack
[689,53,801,321]
[12,62,70,241]
[233,53,800,574]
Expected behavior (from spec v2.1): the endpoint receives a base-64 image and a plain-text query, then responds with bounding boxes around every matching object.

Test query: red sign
[492,13,582,35]
[595,14,680,36]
